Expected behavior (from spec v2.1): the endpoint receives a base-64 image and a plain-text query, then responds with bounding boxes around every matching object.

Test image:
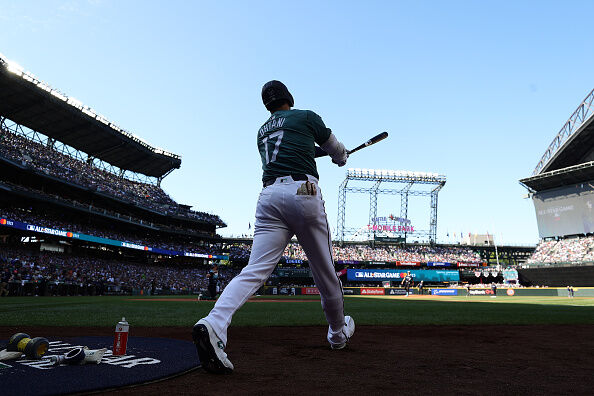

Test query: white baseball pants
[203,175,346,346]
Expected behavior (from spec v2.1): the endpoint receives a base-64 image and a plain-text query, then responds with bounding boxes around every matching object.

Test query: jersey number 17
[262,130,284,164]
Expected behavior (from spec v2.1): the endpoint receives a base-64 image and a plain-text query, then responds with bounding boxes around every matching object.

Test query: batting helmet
[262,80,294,111]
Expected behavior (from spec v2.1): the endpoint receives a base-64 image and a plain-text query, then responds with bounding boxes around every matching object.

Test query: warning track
[126,298,320,303]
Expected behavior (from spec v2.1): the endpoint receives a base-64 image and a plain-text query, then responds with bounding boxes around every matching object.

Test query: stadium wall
[263,286,594,297]
[518,266,594,287]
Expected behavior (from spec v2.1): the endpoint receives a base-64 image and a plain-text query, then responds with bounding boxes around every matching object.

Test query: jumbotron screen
[532,182,594,238]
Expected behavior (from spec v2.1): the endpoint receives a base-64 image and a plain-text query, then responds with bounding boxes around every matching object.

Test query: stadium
[1,55,593,395]
[519,89,594,286]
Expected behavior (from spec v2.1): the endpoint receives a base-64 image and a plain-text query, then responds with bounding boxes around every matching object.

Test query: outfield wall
[263,286,594,297]
[518,266,594,287]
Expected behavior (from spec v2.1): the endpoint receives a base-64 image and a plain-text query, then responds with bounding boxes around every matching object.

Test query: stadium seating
[0,207,223,254]
[0,127,224,226]
[0,248,240,296]
[233,242,483,264]
[527,236,594,264]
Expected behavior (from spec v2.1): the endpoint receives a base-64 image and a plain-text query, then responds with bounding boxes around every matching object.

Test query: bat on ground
[315,131,389,158]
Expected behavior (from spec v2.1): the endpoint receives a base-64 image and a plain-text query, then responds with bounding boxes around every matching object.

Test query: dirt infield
[2,325,593,395]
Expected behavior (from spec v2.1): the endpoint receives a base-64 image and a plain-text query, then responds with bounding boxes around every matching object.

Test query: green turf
[0,295,593,327]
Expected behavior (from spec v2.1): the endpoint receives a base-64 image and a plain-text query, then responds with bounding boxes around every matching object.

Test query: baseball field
[2,293,594,395]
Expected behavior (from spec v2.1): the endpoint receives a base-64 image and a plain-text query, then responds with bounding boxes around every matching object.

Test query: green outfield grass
[1,295,593,328]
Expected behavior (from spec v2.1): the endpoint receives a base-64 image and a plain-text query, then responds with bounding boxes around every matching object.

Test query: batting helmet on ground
[262,80,294,111]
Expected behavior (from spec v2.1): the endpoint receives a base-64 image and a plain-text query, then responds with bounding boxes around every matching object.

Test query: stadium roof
[533,89,594,176]
[0,55,181,178]
[520,161,594,192]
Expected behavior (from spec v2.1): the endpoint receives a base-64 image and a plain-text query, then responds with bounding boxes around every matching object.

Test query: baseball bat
[314,131,389,158]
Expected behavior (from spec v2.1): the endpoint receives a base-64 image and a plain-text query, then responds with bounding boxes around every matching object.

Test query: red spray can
[113,317,129,355]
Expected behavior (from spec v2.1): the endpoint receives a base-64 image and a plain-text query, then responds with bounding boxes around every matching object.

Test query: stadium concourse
[520,88,594,286]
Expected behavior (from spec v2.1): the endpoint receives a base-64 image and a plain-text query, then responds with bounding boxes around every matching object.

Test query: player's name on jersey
[258,117,286,137]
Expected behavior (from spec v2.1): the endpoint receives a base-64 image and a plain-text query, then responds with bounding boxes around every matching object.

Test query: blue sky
[1,0,593,245]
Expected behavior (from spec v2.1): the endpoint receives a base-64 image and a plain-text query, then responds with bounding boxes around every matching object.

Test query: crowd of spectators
[1,207,225,254]
[527,236,594,264]
[282,242,483,264]
[228,241,483,264]
[0,128,224,226]
[0,181,216,238]
[0,248,240,296]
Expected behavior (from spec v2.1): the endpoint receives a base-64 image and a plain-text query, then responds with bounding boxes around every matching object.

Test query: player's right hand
[332,144,348,167]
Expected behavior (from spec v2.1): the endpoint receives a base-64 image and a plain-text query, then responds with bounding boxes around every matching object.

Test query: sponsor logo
[432,289,458,296]
[302,287,320,295]
[26,225,69,237]
[367,224,415,233]
[66,232,73,238]
[398,261,420,266]
[361,288,385,295]
[184,252,210,258]
[121,242,145,250]
[354,271,400,279]
[506,289,515,296]
[343,289,354,295]
[457,262,479,267]
[388,289,407,295]
[427,262,451,267]
[468,289,494,295]
[0,218,6,225]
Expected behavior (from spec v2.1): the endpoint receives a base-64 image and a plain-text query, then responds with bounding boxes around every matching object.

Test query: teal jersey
[257,109,331,181]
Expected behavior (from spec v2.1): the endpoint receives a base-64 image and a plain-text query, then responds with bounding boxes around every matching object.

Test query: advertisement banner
[301,287,320,295]
[0,217,229,260]
[431,289,458,296]
[468,289,495,295]
[457,262,481,268]
[336,260,361,265]
[276,268,312,278]
[360,288,385,295]
[427,262,452,267]
[397,261,421,266]
[347,269,460,282]
[386,288,408,295]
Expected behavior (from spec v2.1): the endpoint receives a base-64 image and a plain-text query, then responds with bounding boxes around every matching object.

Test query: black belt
[263,174,308,187]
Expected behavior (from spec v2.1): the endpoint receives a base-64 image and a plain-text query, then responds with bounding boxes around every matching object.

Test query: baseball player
[401,271,413,296]
[193,80,355,374]
[207,265,219,300]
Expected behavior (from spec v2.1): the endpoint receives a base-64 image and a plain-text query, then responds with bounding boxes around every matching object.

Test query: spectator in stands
[0,267,11,296]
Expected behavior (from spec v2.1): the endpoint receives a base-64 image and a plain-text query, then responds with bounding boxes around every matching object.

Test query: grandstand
[520,89,594,286]
[0,54,228,283]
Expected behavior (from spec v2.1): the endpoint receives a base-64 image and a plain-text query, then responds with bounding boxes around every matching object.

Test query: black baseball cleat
[192,319,234,374]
